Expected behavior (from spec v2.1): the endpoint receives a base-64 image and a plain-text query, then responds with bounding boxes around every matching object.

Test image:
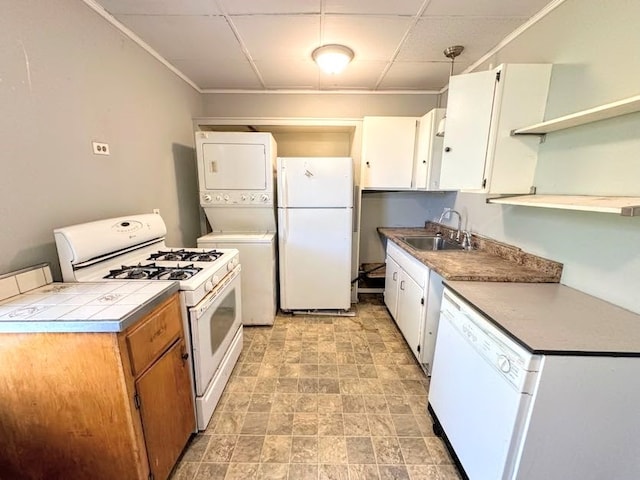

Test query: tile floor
[170,294,462,480]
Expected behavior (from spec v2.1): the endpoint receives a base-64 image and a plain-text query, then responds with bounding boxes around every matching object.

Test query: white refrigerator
[277,157,353,311]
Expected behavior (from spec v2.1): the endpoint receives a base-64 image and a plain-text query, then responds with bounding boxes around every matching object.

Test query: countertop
[0,281,179,333]
[445,280,640,356]
[378,226,562,283]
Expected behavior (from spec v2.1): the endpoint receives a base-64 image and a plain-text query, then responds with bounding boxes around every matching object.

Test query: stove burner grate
[147,249,223,263]
[104,263,203,281]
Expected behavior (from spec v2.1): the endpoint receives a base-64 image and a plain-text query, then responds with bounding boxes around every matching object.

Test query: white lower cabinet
[383,241,445,374]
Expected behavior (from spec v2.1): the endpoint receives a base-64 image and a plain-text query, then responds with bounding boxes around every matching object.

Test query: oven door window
[189,271,242,396]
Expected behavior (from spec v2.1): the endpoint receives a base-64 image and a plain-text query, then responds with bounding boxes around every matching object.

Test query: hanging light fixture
[312,44,354,75]
[436,45,464,137]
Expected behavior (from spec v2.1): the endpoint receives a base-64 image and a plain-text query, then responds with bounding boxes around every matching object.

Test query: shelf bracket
[621,206,640,217]
[510,129,547,143]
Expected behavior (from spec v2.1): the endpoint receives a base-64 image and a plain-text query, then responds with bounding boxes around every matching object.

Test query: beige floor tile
[424,437,454,465]
[318,378,341,394]
[319,464,349,480]
[343,414,371,436]
[349,464,380,480]
[259,435,291,463]
[248,393,274,413]
[318,413,345,436]
[241,413,270,435]
[191,463,229,479]
[346,436,376,464]
[379,464,410,480]
[298,377,320,393]
[225,463,259,480]
[255,462,288,480]
[212,412,246,434]
[372,436,405,464]
[181,435,211,462]
[391,415,422,437]
[341,394,366,413]
[436,464,464,480]
[363,395,389,414]
[253,378,277,393]
[296,393,318,412]
[293,412,319,435]
[266,413,294,435]
[398,437,432,465]
[319,436,348,464]
[291,436,319,463]
[231,436,264,463]
[276,377,298,393]
[170,461,199,480]
[338,364,359,378]
[367,414,396,437]
[317,394,343,413]
[272,393,297,413]
[202,435,237,463]
[288,463,319,479]
[406,464,440,480]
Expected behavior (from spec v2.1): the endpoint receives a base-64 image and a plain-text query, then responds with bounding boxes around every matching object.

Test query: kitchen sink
[401,236,465,251]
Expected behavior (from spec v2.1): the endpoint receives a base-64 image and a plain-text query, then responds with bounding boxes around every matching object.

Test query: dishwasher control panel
[441,289,540,392]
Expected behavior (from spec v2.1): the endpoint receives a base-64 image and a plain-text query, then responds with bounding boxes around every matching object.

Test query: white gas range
[54,213,242,431]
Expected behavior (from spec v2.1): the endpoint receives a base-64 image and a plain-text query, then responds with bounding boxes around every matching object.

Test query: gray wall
[447,0,640,313]
[202,93,438,118]
[1,1,203,278]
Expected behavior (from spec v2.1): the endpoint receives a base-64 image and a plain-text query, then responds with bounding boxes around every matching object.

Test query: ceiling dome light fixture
[312,44,354,75]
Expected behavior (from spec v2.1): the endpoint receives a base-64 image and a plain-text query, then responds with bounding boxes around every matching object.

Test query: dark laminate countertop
[444,280,640,356]
[378,225,562,283]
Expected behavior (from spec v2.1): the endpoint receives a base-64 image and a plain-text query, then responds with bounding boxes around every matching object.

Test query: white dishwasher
[429,286,640,480]
[428,288,542,479]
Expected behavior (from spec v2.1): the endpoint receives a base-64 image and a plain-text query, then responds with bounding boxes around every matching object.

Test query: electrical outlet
[92,141,110,155]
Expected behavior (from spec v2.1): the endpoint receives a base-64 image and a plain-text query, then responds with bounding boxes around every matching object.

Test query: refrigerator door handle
[280,210,288,305]
[280,165,288,207]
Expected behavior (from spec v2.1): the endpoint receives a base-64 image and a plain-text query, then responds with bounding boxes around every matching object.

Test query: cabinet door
[136,339,195,480]
[361,116,419,189]
[384,255,400,320]
[414,108,445,190]
[439,69,497,191]
[397,271,425,360]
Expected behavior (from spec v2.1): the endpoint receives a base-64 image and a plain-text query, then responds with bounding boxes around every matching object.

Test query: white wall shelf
[511,94,640,136]
[487,194,640,216]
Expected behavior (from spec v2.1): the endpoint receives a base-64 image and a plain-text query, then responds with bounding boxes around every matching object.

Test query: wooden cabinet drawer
[126,294,182,376]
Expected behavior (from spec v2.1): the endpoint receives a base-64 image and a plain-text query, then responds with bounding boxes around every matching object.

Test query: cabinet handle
[422,160,426,164]
[181,352,189,361]
[444,147,451,152]
[392,272,398,281]
[400,280,405,291]
[366,161,370,167]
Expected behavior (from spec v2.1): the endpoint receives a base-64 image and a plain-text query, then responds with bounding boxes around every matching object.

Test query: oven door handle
[189,266,241,320]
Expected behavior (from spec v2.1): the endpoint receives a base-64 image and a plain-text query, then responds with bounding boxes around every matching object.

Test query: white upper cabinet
[414,108,446,190]
[439,64,552,194]
[361,112,446,191]
[361,116,419,190]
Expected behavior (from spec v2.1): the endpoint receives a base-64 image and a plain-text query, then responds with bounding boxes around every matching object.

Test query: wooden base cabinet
[0,293,194,480]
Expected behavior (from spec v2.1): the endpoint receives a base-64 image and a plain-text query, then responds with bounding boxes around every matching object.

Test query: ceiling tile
[319,60,388,89]
[323,15,413,61]
[115,15,244,61]
[99,0,220,15]
[323,0,424,15]
[172,59,262,89]
[397,16,529,62]
[231,15,320,61]
[254,59,319,89]
[379,61,471,90]
[221,0,321,14]
[424,0,552,17]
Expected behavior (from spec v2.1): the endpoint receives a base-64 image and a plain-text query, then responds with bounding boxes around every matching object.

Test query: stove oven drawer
[126,294,182,376]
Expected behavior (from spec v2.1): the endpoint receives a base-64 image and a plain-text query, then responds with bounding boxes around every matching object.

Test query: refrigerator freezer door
[278,207,352,310]
[277,157,353,208]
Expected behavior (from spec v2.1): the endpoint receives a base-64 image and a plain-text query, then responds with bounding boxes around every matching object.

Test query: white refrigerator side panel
[278,208,352,310]
[277,157,353,208]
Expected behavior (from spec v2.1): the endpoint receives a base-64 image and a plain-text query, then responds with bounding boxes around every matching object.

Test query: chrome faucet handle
[461,231,472,250]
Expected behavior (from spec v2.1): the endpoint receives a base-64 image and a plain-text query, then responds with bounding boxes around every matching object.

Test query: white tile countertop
[0,264,178,333]
[444,280,640,356]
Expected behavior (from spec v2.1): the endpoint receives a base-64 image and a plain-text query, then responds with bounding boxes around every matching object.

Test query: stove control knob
[250,194,256,201]
[205,280,213,292]
[223,194,230,202]
[227,262,234,271]
[203,194,212,203]
[215,194,223,202]
[241,194,248,201]
[497,355,511,373]
[260,194,269,203]
[211,275,219,286]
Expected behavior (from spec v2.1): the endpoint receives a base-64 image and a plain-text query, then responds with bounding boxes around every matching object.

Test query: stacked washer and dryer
[195,131,278,326]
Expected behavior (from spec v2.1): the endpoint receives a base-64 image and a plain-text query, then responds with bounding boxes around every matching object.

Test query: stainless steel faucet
[438,208,462,242]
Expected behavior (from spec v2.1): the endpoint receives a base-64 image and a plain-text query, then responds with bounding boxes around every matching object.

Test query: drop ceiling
[92,0,554,92]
